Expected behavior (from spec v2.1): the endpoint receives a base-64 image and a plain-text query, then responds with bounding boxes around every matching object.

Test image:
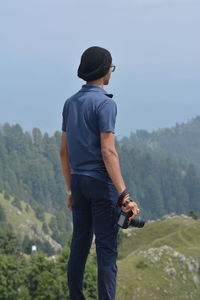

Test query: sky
[0,0,200,138]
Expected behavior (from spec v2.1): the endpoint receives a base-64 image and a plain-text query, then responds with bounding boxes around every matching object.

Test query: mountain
[116,215,200,300]
[120,115,200,170]
[0,192,64,255]
[0,123,72,252]
[1,119,200,298]
[1,121,200,224]
[0,123,65,211]
[118,142,200,219]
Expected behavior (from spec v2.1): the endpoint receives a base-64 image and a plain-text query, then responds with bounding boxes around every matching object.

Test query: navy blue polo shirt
[62,84,117,183]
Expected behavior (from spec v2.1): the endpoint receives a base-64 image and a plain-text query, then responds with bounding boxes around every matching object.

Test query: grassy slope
[0,193,53,240]
[116,217,200,300]
[1,193,200,299]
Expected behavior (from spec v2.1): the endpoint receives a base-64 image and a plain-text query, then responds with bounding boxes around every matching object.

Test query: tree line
[121,115,200,169]
[0,122,200,224]
[0,224,97,300]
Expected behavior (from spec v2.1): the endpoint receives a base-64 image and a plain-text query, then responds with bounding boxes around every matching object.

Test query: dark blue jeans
[67,174,120,300]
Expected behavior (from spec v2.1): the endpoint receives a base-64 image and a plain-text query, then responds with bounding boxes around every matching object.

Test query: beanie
[78,46,112,81]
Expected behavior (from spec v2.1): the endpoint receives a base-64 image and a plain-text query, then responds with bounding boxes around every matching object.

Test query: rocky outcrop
[138,245,200,287]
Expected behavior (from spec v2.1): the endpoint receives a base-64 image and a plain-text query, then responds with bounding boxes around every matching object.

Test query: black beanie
[78,46,112,81]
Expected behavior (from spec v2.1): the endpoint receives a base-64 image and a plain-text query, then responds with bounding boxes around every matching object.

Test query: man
[60,46,139,300]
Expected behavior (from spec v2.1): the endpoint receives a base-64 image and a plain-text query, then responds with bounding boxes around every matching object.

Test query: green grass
[118,217,200,259]
[117,253,200,300]
[0,193,54,239]
[116,217,200,300]
[1,192,200,299]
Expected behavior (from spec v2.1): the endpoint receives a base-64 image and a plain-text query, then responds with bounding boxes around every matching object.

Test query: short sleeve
[62,101,68,132]
[97,100,117,133]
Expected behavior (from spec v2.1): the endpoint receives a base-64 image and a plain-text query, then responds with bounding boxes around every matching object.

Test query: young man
[60,46,139,300]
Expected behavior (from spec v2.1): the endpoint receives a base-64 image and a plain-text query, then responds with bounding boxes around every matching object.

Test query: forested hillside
[0,193,62,255]
[120,115,200,168]
[0,122,200,224]
[0,123,71,250]
[119,144,200,219]
[0,123,65,211]
[1,121,200,299]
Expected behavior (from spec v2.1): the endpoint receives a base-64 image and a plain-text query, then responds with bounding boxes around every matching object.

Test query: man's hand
[122,195,139,220]
[66,195,72,212]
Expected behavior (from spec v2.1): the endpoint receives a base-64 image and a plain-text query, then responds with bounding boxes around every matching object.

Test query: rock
[126,232,132,237]
[192,275,199,287]
[138,244,200,287]
[160,213,193,221]
[137,274,142,281]
[138,245,173,264]
[164,267,177,277]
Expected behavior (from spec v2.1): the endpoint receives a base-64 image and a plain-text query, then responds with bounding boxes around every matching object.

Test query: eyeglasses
[110,65,116,72]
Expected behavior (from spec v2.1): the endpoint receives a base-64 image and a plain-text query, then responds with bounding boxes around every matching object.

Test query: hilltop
[116,215,200,300]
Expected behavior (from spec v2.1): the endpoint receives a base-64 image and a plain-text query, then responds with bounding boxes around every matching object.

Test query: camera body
[117,210,145,229]
[117,189,145,229]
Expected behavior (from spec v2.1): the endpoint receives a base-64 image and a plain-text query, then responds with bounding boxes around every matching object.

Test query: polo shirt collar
[80,84,113,98]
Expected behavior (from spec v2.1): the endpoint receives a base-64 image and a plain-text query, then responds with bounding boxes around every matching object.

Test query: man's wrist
[66,190,72,196]
[118,186,127,195]
[117,188,129,207]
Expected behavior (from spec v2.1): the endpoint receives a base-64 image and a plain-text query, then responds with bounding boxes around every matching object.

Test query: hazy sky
[0,0,199,138]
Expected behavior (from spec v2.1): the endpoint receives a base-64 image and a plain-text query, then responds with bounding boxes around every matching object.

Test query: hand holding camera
[122,196,140,220]
[117,189,145,229]
[118,189,139,218]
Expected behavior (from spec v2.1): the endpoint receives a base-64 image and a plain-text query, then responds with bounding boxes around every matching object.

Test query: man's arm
[100,132,126,194]
[101,132,139,219]
[60,131,72,211]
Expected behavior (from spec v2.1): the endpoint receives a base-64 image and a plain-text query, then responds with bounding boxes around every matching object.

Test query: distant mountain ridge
[120,115,200,169]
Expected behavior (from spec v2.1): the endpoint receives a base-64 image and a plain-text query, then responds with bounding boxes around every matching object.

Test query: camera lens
[129,216,145,228]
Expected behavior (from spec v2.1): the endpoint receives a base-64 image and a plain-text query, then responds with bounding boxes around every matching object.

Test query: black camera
[117,210,145,229]
[117,189,145,229]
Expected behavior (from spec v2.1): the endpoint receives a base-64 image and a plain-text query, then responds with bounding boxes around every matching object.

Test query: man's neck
[86,80,104,89]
